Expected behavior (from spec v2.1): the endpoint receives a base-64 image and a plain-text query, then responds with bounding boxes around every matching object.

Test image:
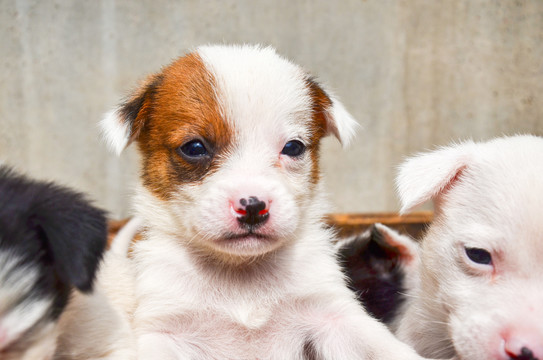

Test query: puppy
[336,223,419,325]
[0,166,107,360]
[394,135,543,360]
[62,44,433,359]
[54,216,142,360]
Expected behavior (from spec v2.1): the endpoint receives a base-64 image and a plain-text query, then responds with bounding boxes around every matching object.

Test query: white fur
[0,252,53,351]
[58,45,427,359]
[110,217,144,255]
[325,93,359,147]
[198,45,359,148]
[130,189,424,359]
[396,141,475,214]
[0,251,57,360]
[395,135,543,360]
[100,109,131,155]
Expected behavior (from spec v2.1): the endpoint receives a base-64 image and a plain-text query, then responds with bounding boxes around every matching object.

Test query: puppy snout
[233,196,270,229]
[506,347,539,360]
[504,333,543,360]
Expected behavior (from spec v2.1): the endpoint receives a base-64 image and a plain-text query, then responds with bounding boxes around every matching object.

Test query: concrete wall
[2,0,542,217]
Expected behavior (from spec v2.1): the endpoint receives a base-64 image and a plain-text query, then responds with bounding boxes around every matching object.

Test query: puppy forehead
[149,52,228,145]
[197,45,314,139]
[444,139,543,254]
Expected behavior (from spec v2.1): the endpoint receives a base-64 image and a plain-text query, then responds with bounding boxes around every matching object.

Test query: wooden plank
[325,212,433,239]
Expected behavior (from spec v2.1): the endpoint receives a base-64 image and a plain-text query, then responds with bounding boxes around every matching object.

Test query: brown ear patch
[117,74,164,147]
[305,77,333,184]
[133,53,233,200]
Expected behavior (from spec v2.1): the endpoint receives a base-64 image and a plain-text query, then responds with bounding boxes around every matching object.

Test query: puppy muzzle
[233,196,270,230]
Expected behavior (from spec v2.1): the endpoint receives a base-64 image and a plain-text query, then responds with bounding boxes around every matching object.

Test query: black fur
[337,226,407,324]
[0,165,107,328]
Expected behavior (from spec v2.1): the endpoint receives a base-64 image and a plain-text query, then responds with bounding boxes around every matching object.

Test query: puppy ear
[306,78,359,147]
[396,141,474,214]
[100,74,163,155]
[32,186,108,293]
[372,223,419,266]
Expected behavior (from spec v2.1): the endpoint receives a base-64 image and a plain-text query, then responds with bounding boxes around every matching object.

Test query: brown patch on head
[305,77,333,184]
[116,52,233,199]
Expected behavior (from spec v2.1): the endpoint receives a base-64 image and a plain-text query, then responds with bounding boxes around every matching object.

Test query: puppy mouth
[211,230,282,257]
[216,231,278,253]
[222,232,272,241]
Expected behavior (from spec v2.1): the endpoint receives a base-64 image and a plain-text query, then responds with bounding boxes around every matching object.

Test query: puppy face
[397,135,543,360]
[102,45,357,262]
[0,167,107,358]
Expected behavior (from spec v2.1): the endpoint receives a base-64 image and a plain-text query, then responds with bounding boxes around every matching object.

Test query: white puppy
[58,44,435,359]
[395,135,543,360]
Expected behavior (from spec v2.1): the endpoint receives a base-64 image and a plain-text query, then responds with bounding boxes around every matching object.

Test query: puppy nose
[504,332,543,360]
[233,196,269,228]
[507,347,539,360]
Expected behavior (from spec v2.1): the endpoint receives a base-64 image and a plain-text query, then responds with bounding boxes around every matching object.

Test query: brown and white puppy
[58,44,433,359]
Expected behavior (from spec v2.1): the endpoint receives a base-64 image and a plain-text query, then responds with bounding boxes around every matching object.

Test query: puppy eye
[465,247,492,265]
[281,140,306,157]
[178,140,209,158]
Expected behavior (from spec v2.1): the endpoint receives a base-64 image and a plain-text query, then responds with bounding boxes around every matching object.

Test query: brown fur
[305,78,333,185]
[117,53,233,200]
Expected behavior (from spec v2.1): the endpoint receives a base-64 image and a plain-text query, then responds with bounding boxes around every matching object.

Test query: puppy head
[336,223,419,324]
[0,167,107,357]
[102,45,357,262]
[397,135,543,360]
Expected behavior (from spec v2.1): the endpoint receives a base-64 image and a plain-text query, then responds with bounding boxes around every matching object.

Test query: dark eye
[465,247,492,265]
[281,140,306,157]
[178,140,209,158]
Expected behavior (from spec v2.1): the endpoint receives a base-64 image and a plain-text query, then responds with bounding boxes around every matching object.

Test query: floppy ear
[100,74,163,155]
[32,186,108,293]
[396,141,475,214]
[372,223,419,266]
[306,78,359,147]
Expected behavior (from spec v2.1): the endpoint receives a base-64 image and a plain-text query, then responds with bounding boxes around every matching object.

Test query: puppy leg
[304,297,431,360]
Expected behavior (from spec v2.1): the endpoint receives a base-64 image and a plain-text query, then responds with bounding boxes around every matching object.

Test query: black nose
[510,347,538,360]
[236,196,269,229]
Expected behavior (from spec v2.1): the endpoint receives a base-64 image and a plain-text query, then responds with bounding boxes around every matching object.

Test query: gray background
[2,0,542,218]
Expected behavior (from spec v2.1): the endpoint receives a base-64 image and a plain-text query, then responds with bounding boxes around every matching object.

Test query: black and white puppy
[0,166,107,360]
